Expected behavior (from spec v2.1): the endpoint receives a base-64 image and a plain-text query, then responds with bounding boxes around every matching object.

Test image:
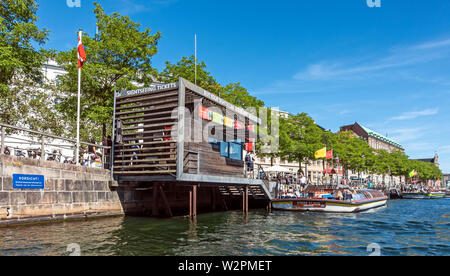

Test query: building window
[55,75,62,86]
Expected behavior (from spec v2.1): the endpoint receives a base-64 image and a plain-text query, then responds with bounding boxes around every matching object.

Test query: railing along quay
[0,122,111,169]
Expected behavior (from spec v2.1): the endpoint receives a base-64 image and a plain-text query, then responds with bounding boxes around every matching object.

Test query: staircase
[217,165,273,200]
[218,182,272,200]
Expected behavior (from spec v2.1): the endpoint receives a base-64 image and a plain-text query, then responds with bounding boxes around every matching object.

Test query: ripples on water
[0,199,449,256]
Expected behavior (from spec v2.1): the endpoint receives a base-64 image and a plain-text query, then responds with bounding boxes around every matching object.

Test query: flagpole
[195,34,197,85]
[76,29,82,165]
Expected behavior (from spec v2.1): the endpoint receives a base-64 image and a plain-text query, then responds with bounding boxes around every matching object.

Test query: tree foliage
[0,0,49,125]
[159,55,264,109]
[320,131,443,182]
[54,2,162,142]
[279,113,324,171]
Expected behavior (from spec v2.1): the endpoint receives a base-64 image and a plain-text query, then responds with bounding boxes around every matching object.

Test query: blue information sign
[13,174,45,189]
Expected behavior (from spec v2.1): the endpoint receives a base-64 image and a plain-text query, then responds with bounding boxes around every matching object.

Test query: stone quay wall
[0,155,124,226]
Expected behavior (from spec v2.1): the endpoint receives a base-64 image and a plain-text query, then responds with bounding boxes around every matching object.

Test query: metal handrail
[0,122,111,169]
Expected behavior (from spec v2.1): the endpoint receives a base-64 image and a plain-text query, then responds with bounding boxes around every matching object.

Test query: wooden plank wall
[114,87,179,176]
[183,95,246,178]
[185,142,244,178]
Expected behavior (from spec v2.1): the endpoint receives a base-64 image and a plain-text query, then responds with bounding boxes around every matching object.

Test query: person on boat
[300,173,307,189]
[344,190,353,201]
[274,181,280,199]
[336,190,343,201]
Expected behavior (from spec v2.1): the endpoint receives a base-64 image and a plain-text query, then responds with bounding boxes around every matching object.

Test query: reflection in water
[0,199,449,256]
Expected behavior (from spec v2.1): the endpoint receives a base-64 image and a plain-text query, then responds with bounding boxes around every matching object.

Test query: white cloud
[406,142,435,152]
[439,145,450,154]
[412,38,450,50]
[388,108,439,121]
[389,127,425,143]
[339,110,352,116]
[294,37,450,81]
[117,0,177,15]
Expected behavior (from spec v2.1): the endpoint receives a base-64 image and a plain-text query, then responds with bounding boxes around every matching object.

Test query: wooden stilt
[242,187,245,213]
[193,184,197,218]
[243,186,249,215]
[159,185,173,217]
[189,184,198,219]
[189,189,193,218]
[216,189,228,211]
[152,183,159,216]
[222,198,228,211]
[211,187,217,211]
[245,186,249,214]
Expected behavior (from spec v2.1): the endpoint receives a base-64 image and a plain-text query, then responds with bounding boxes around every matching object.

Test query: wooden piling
[152,183,159,216]
[159,185,173,217]
[243,186,249,215]
[189,184,198,219]
[211,187,217,211]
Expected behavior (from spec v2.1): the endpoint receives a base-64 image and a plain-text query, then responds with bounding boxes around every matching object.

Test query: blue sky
[36,0,450,172]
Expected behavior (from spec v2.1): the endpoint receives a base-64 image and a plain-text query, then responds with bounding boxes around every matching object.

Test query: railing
[0,122,111,169]
[244,162,273,199]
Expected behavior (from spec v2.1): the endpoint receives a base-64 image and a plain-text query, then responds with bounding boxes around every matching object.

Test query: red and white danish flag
[77,30,86,69]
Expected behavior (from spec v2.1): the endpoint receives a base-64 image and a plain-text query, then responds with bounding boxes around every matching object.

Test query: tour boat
[402,192,446,199]
[271,188,388,213]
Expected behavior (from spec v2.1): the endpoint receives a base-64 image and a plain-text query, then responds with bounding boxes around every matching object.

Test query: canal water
[0,199,448,256]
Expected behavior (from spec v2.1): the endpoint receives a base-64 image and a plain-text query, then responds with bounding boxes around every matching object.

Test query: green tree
[0,0,49,125]
[279,113,324,175]
[55,2,161,142]
[159,55,264,109]
[159,55,221,94]
[331,131,372,181]
[388,150,410,184]
[256,107,281,167]
[415,161,442,182]
[219,83,264,109]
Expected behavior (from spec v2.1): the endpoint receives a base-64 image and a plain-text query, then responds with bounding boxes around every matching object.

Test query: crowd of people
[401,184,443,193]
[1,135,113,169]
[274,184,371,202]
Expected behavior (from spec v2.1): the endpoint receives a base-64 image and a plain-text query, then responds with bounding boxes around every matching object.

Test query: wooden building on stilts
[111,78,272,218]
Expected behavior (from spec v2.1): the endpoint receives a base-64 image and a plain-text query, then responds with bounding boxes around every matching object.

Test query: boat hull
[271,198,388,213]
[402,193,446,199]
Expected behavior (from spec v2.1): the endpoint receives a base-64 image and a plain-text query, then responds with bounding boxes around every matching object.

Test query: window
[220,141,243,161]
[55,75,62,86]
[220,142,229,157]
[229,142,242,160]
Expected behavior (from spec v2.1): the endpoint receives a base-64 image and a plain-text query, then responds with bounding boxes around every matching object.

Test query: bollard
[102,147,105,169]
[41,135,45,160]
[1,126,5,155]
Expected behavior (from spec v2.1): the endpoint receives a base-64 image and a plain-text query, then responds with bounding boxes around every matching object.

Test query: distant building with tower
[412,153,440,168]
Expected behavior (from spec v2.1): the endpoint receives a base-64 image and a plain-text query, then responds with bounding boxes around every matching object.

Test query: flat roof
[116,78,261,124]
